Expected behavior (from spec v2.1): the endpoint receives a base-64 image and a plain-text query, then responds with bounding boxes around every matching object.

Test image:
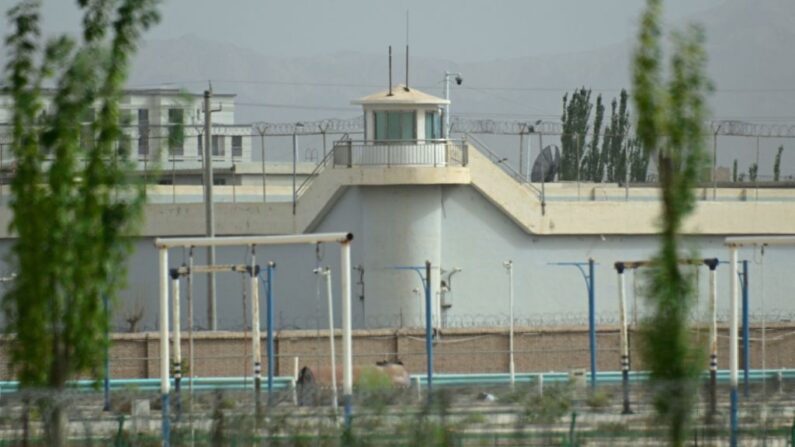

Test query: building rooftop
[352,84,449,106]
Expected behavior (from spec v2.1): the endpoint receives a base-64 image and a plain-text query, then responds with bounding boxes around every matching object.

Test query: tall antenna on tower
[388,46,393,96]
[404,10,410,91]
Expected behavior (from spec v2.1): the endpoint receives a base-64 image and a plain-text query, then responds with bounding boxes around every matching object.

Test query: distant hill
[123,0,795,126]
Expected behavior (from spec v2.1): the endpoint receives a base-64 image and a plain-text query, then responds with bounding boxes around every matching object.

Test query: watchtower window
[374,111,415,141]
[425,111,441,140]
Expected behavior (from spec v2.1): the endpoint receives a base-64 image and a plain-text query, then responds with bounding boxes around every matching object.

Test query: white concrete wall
[1,183,793,332]
[361,186,442,327]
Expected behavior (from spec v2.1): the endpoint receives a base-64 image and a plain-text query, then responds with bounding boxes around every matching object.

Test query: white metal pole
[710,266,718,373]
[618,270,628,364]
[709,262,719,416]
[187,249,194,402]
[443,73,450,139]
[171,277,181,382]
[730,247,739,387]
[729,245,739,445]
[504,260,515,388]
[340,241,353,425]
[323,268,338,413]
[204,88,217,331]
[160,248,170,395]
[617,265,631,414]
[158,247,171,444]
[251,251,261,388]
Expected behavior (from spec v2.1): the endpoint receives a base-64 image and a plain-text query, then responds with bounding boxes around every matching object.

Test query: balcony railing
[331,139,468,168]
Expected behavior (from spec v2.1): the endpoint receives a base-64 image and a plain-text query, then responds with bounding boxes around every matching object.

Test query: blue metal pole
[742,260,750,398]
[103,293,110,412]
[267,263,275,404]
[588,258,596,389]
[425,261,433,401]
[730,388,738,446]
[162,394,170,447]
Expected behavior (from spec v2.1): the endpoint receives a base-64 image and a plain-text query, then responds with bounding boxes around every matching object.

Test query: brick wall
[0,324,792,380]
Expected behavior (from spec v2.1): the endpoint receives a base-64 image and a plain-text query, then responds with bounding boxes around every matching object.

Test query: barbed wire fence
[3,118,795,206]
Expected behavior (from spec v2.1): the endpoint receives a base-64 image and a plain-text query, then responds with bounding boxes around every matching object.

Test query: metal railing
[465,132,543,201]
[293,138,468,203]
[331,139,467,168]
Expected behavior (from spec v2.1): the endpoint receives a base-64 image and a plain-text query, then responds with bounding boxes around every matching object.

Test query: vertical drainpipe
[266,262,275,405]
[158,247,170,447]
[706,258,719,417]
[425,260,433,402]
[615,262,631,414]
[729,246,739,447]
[588,258,596,389]
[742,259,750,398]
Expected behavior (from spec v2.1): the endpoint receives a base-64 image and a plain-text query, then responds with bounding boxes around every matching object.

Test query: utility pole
[255,123,268,202]
[292,122,304,214]
[203,86,222,330]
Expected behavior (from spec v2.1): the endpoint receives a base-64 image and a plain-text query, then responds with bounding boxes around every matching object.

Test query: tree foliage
[748,162,758,182]
[560,87,648,183]
[560,88,591,181]
[773,145,783,181]
[632,0,712,445]
[3,0,160,391]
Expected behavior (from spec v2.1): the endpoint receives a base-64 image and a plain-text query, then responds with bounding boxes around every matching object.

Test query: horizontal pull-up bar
[155,232,353,249]
[171,264,260,276]
[614,258,719,271]
[725,235,795,247]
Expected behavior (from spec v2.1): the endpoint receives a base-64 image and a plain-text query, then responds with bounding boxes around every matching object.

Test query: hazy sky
[2,0,725,61]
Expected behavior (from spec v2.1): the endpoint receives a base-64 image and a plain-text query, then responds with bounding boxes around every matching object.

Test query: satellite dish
[531,145,560,182]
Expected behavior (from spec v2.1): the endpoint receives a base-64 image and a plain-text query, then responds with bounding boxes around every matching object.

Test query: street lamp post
[443,71,463,139]
[712,122,723,200]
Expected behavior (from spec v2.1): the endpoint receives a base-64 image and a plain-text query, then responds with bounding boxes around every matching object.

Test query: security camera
[455,75,463,85]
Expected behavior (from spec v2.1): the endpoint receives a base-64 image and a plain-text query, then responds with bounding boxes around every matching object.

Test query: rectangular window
[168,108,184,156]
[374,111,416,142]
[198,134,203,158]
[168,108,183,124]
[118,136,131,157]
[425,111,441,140]
[137,109,149,125]
[231,135,243,158]
[212,135,224,156]
[137,109,149,156]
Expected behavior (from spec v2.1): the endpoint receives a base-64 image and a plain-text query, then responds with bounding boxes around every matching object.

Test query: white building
[0,88,253,185]
[1,84,795,332]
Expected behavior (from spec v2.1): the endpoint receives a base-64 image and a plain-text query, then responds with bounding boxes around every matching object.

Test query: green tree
[732,159,738,182]
[580,94,605,181]
[603,89,642,183]
[748,162,758,182]
[773,145,783,181]
[560,87,591,180]
[628,137,650,182]
[4,1,160,445]
[632,0,711,445]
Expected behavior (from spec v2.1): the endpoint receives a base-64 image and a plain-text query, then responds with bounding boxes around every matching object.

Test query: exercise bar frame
[725,235,795,447]
[155,232,354,446]
[613,257,719,416]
